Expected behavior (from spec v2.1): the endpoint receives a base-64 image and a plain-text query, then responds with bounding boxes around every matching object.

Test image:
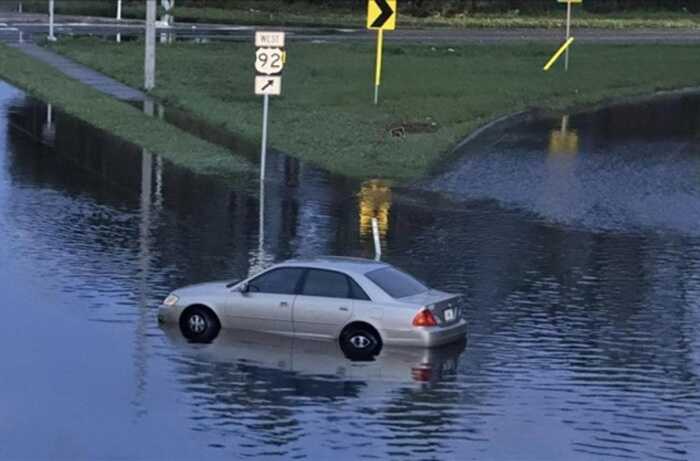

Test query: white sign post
[254,31,285,184]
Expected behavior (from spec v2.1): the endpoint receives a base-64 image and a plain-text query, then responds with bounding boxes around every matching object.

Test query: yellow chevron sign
[367,0,397,31]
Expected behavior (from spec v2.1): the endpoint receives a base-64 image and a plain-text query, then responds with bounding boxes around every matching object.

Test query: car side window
[349,278,371,301]
[248,268,304,295]
[301,269,351,299]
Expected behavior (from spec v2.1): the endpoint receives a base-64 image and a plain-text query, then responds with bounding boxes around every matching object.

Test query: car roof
[276,256,389,277]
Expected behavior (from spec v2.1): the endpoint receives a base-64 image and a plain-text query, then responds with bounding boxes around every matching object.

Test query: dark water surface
[1,81,699,460]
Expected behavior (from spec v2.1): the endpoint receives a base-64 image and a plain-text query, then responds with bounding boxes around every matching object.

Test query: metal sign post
[117,0,122,20]
[557,0,581,72]
[254,31,285,183]
[260,94,269,183]
[367,0,397,105]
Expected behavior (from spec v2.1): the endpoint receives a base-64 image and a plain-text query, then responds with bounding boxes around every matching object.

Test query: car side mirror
[238,282,249,294]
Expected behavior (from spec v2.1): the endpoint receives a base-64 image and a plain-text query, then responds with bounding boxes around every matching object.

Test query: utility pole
[144,0,156,91]
[47,0,56,41]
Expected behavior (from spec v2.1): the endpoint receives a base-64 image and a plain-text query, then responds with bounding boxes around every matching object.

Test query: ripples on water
[426,97,700,235]
[0,82,699,460]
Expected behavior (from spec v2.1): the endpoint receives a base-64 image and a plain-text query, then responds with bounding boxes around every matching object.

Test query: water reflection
[429,93,700,234]
[2,83,700,459]
[161,327,466,458]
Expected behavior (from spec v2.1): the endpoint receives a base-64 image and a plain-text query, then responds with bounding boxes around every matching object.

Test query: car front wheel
[180,306,220,342]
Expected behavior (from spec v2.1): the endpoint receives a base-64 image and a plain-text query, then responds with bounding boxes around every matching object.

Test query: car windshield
[365,267,428,299]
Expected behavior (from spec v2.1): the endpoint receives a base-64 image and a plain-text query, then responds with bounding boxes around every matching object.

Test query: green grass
[47,38,700,179]
[0,43,252,179]
[168,6,700,29]
[17,0,700,29]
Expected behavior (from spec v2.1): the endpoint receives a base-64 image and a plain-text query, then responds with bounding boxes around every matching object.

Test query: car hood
[175,280,231,297]
[398,289,458,306]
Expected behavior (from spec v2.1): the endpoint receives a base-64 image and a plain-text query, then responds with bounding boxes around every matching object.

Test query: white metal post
[18,2,22,13]
[564,1,572,72]
[260,94,269,183]
[145,0,156,90]
[372,218,382,261]
[116,0,122,20]
[48,0,56,41]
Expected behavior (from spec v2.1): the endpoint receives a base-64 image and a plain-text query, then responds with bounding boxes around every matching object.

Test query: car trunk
[399,290,463,326]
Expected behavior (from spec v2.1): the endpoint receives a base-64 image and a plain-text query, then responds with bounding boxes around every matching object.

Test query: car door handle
[280,302,289,308]
[339,306,349,312]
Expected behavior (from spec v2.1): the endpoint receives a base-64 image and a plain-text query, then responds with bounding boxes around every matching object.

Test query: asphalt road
[1,12,700,44]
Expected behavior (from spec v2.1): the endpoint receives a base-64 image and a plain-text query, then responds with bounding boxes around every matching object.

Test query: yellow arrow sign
[367,0,397,31]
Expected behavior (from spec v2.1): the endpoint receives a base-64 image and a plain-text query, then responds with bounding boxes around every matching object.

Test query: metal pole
[258,170,265,264]
[18,2,22,13]
[260,94,269,182]
[257,94,267,272]
[144,0,156,90]
[116,0,122,20]
[48,0,56,41]
[565,1,572,72]
[373,29,384,105]
[372,218,382,261]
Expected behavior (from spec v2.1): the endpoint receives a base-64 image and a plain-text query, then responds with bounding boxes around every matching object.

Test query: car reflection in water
[161,326,465,385]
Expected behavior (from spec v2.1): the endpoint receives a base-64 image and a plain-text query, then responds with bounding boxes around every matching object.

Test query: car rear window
[365,267,428,299]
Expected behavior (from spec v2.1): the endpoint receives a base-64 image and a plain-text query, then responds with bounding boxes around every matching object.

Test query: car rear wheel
[180,306,220,343]
[340,325,381,360]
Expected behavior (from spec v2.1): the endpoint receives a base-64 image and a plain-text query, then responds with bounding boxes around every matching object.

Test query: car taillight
[412,308,438,327]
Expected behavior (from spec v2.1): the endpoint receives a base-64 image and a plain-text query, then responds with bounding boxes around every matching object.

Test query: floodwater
[1,80,699,460]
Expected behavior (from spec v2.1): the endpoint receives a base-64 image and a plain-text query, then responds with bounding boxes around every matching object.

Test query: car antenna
[372,217,382,261]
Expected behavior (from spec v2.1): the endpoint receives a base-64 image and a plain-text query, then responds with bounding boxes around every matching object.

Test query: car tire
[340,326,381,360]
[180,306,220,343]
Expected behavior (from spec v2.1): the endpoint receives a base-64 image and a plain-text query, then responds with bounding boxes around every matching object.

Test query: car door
[292,269,357,339]
[228,267,304,335]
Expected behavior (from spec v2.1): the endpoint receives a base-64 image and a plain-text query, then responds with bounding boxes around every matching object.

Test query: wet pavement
[1,80,699,460]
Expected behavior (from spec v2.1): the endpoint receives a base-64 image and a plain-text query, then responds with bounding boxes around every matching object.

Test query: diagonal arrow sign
[370,0,394,29]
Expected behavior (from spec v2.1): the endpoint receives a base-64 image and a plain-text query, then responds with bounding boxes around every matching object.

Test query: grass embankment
[17,0,700,29]
[49,38,700,179]
[0,44,251,178]
[169,6,700,29]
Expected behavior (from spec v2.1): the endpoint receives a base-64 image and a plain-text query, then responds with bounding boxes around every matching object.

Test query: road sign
[255,76,281,96]
[367,0,397,31]
[255,47,285,75]
[367,0,397,105]
[255,31,285,48]
[255,32,286,184]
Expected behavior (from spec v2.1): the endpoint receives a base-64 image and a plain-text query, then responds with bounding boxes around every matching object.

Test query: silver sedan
[158,257,467,358]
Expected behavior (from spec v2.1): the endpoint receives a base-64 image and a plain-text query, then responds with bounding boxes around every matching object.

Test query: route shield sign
[255,47,285,75]
[255,76,281,96]
[367,0,397,31]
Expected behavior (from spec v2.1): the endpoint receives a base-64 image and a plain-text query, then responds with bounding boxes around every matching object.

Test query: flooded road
[1,80,699,460]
